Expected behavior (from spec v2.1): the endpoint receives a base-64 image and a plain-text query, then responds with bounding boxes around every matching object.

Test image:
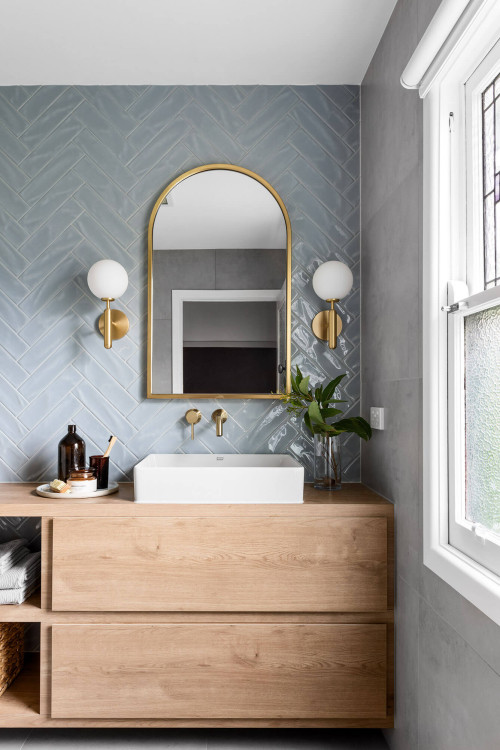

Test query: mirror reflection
[148,166,290,397]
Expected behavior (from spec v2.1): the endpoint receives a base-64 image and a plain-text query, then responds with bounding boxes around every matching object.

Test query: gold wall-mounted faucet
[212,409,227,437]
[185,409,202,440]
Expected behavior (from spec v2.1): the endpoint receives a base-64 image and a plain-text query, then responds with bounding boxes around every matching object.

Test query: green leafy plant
[279,366,372,441]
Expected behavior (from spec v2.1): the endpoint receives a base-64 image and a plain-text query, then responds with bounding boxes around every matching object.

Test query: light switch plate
[370,407,385,430]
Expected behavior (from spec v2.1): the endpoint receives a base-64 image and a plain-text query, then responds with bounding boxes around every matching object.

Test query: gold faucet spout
[212,409,228,437]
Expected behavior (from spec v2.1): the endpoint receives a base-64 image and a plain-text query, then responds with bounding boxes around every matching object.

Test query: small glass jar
[67,467,97,496]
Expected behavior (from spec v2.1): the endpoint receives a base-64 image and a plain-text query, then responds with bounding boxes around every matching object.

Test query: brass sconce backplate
[98,309,130,342]
[311,310,343,341]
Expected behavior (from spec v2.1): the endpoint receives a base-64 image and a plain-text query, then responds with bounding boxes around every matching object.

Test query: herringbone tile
[0,85,359,487]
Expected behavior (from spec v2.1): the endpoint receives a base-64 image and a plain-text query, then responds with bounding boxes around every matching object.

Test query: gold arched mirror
[147,164,291,399]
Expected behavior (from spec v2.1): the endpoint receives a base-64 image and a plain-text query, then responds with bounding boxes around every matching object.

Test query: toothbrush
[103,435,117,458]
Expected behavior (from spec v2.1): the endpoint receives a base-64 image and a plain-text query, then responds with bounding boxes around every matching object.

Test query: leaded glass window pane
[482,72,500,288]
[464,304,500,531]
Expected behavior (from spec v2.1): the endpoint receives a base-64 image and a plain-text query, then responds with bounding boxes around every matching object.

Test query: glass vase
[314,433,341,490]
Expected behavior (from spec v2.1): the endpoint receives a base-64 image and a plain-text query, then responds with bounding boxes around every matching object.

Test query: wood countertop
[0,482,392,517]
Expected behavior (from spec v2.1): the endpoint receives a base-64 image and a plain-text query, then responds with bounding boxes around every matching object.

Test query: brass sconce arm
[328,298,339,349]
[98,298,130,350]
[311,299,342,350]
[103,298,113,350]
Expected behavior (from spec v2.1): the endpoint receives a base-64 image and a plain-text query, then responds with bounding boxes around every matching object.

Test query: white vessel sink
[133,454,304,503]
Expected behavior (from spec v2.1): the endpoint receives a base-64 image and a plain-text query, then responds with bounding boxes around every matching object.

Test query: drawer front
[51,516,387,612]
[51,623,387,719]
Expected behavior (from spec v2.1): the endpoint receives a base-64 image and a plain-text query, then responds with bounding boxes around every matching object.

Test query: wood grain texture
[0,716,394,729]
[387,511,394,610]
[0,611,394,625]
[0,481,393,728]
[0,653,39,719]
[0,482,393,517]
[0,593,40,622]
[386,623,394,720]
[51,623,387,720]
[39,623,51,718]
[51,516,387,612]
[41,517,51,611]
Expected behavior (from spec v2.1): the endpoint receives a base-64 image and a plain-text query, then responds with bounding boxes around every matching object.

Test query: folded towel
[0,539,29,574]
[0,552,40,590]
[0,546,29,573]
[0,580,40,605]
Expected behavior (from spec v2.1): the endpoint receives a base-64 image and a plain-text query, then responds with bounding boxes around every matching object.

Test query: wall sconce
[87,260,129,349]
[311,260,353,349]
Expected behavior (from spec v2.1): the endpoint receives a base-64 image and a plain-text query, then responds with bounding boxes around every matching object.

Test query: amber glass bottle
[58,425,86,481]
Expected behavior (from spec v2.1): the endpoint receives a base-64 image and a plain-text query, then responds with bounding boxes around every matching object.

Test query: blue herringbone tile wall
[0,85,359,484]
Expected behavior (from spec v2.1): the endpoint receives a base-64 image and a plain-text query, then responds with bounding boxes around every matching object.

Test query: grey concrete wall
[361,1,500,748]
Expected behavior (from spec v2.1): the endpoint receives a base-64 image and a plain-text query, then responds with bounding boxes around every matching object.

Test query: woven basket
[0,623,24,697]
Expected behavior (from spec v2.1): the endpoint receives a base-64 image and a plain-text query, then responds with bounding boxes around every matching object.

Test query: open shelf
[0,592,41,621]
[0,652,39,720]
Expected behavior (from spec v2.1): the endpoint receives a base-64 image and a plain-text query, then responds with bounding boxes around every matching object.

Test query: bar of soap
[49,479,71,494]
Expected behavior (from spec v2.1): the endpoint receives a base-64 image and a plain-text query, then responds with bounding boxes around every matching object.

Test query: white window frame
[447,38,500,576]
[448,286,500,575]
[403,0,500,625]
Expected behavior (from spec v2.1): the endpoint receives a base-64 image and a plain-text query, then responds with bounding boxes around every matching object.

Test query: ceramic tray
[35,481,119,499]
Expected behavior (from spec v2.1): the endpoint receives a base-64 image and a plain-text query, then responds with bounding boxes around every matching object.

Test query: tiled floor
[0,729,388,750]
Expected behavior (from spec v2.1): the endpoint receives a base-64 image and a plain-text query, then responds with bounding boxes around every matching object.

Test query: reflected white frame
[171,289,283,394]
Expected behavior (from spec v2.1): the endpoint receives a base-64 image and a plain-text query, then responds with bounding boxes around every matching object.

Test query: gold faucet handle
[185,409,202,440]
[211,409,228,437]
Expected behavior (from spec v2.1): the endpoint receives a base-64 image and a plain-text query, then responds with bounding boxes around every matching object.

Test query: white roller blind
[401,0,497,96]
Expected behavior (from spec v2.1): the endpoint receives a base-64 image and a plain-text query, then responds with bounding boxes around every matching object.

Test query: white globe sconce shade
[87,260,130,350]
[311,261,353,349]
[312,261,353,301]
[88,259,128,300]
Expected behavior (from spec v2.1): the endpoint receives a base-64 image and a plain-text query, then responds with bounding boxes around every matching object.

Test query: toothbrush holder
[89,455,109,490]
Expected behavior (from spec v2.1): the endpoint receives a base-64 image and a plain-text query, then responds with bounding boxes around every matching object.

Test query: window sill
[425,539,500,626]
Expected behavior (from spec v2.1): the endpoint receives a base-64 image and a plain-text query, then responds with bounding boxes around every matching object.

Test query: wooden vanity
[0,483,393,728]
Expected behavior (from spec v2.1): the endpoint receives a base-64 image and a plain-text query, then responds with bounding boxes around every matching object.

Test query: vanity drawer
[50,623,388,719]
[50,516,388,612]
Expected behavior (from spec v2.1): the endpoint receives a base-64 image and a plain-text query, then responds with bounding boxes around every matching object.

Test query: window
[403,0,500,624]
[481,71,500,291]
[448,41,500,577]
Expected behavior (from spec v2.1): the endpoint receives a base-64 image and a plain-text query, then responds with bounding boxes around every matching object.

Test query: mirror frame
[147,164,292,399]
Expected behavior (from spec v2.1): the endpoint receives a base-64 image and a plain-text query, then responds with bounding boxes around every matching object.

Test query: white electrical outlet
[370,407,385,430]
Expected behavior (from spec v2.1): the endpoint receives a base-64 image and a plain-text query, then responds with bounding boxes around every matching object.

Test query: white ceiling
[0,0,398,86]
